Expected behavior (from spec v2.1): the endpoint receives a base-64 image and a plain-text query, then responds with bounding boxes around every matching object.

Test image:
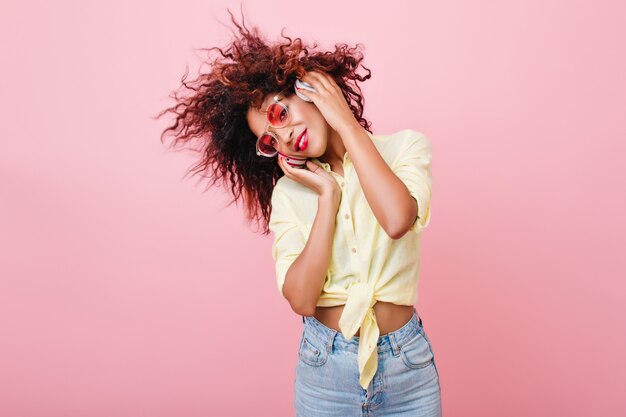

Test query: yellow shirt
[268,128,433,389]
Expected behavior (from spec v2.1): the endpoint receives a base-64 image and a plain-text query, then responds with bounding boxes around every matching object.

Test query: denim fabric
[294,307,442,416]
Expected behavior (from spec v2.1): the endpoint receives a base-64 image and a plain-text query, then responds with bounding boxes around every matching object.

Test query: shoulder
[273,174,312,197]
[269,177,297,224]
[272,175,289,195]
[391,129,430,149]
[271,174,317,209]
[369,129,431,163]
[271,176,294,208]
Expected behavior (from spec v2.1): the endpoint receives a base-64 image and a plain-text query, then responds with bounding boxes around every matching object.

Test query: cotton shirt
[268,128,433,390]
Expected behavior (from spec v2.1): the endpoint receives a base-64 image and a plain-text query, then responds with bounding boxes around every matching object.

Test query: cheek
[299,106,326,126]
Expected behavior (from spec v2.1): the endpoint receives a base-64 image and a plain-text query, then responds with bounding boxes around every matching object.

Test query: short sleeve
[268,183,307,295]
[390,130,433,233]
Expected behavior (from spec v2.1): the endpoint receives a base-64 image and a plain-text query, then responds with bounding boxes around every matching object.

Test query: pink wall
[1,1,624,416]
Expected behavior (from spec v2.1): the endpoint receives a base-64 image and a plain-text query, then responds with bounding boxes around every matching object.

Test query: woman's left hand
[297,70,360,134]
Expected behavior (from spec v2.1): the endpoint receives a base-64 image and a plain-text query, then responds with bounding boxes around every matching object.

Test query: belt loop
[415,307,423,326]
[326,329,337,353]
[388,330,401,357]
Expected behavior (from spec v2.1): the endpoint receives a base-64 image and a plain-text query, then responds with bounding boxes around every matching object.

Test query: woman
[157,9,441,416]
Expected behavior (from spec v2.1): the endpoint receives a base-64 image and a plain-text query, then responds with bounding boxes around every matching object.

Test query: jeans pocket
[399,329,435,369]
[298,332,329,367]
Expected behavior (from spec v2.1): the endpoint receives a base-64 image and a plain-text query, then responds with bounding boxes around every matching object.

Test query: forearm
[338,123,417,239]
[283,192,339,315]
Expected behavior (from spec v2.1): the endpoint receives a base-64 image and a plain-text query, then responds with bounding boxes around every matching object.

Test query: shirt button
[344,213,350,219]
[340,182,345,187]
[351,247,357,253]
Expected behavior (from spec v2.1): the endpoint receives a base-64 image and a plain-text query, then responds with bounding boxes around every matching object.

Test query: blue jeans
[295,307,442,416]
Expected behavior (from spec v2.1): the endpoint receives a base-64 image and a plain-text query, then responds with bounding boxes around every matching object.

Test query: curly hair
[154,7,373,235]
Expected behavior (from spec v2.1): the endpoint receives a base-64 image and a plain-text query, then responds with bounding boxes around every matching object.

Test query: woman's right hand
[278,156,342,206]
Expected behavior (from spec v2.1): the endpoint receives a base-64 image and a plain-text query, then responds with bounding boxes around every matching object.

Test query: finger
[305,159,318,172]
[280,156,306,178]
[306,161,330,178]
[323,73,344,94]
[304,159,319,172]
[302,160,334,184]
[282,159,318,187]
[295,81,319,100]
[278,156,293,178]
[305,160,327,178]
[310,71,334,92]
[277,155,285,171]
[301,70,332,94]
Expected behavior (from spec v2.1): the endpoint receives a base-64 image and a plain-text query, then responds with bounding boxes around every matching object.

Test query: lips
[295,128,308,151]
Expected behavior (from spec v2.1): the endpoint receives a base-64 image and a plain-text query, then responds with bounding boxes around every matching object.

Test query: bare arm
[338,123,417,239]
[273,155,342,316]
[294,70,418,239]
[283,190,340,316]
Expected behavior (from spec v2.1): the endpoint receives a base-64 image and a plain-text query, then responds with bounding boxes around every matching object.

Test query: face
[246,90,331,159]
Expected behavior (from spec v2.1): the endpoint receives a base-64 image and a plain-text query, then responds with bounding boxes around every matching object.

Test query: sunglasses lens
[266,102,288,127]
[258,133,278,156]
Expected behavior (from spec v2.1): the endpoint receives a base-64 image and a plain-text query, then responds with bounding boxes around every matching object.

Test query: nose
[273,127,294,151]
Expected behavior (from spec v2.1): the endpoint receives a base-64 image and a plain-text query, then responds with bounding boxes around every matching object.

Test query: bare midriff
[313,301,415,337]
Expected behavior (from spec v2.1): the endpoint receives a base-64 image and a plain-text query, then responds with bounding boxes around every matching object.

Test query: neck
[319,129,347,167]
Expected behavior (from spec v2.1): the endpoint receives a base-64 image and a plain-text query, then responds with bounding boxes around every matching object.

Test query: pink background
[1,1,624,416]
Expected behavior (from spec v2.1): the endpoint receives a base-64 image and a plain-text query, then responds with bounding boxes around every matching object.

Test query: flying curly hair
[154,7,373,235]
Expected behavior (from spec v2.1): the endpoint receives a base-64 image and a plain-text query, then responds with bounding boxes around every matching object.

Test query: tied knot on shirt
[338,280,376,340]
[338,280,381,389]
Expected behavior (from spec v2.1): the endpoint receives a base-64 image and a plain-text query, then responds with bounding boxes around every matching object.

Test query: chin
[309,138,328,158]
[307,147,326,159]
[300,138,324,158]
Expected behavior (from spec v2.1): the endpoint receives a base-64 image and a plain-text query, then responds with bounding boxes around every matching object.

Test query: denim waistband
[301,306,423,355]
